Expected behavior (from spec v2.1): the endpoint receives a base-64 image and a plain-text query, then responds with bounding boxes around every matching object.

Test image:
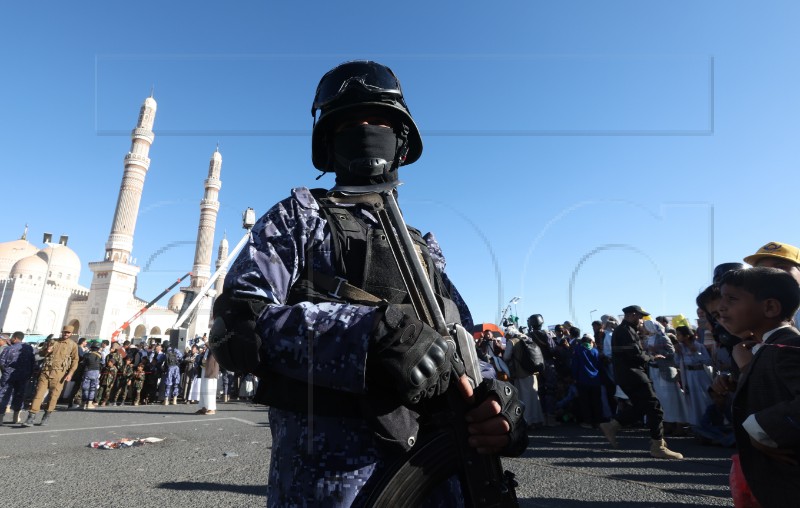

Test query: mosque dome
[0,239,39,278]
[168,292,185,312]
[41,245,81,286]
[9,245,81,287]
[144,97,157,110]
[10,253,48,280]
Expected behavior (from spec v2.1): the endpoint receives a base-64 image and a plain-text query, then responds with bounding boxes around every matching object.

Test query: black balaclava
[332,124,403,186]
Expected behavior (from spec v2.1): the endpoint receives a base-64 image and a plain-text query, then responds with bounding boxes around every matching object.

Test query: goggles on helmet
[311,61,405,120]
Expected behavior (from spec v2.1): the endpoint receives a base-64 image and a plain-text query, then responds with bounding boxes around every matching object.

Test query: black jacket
[611,320,652,387]
[732,326,800,508]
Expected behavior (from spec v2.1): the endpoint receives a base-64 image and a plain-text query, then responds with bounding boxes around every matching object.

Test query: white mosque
[0,95,228,343]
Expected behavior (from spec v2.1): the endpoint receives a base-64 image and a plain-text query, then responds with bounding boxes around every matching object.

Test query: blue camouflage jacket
[224,187,471,507]
[0,341,36,382]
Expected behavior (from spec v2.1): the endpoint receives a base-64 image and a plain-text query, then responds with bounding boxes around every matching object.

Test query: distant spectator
[571,334,603,428]
[692,387,735,447]
[656,316,676,335]
[674,326,713,426]
[528,314,560,427]
[643,319,689,436]
[504,327,544,429]
[592,320,604,345]
[0,332,35,425]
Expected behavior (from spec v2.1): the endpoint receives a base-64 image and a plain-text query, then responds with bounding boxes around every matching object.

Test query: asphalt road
[1,402,733,507]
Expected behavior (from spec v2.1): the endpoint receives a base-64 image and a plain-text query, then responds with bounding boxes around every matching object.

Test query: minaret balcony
[200,199,220,211]
[204,177,222,190]
[131,127,154,143]
[124,152,151,168]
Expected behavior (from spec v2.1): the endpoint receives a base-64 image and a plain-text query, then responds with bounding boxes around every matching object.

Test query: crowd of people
[0,329,258,427]
[476,240,800,506]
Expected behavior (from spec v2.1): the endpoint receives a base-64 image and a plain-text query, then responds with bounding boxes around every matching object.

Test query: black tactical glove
[209,293,268,375]
[473,378,528,457]
[368,304,465,406]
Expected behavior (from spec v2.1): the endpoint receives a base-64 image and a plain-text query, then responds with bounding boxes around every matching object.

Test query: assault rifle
[327,186,519,507]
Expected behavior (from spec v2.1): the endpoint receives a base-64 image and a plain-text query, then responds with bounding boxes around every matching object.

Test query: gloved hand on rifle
[367,304,465,406]
[464,377,528,457]
[368,304,528,457]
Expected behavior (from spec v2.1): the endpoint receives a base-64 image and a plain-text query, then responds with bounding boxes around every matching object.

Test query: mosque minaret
[190,147,222,289]
[183,146,223,340]
[105,95,157,264]
[214,233,229,296]
[84,95,157,339]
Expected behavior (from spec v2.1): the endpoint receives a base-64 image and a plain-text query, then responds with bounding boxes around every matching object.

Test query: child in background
[140,358,159,405]
[111,356,134,406]
[80,341,103,410]
[132,363,145,406]
[96,356,117,407]
[571,335,603,428]
[692,387,735,447]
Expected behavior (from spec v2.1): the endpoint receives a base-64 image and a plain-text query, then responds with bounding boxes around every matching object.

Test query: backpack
[513,337,544,376]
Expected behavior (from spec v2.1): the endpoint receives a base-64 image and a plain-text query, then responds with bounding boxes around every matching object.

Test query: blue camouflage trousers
[81,370,101,402]
[0,377,27,412]
[164,366,181,398]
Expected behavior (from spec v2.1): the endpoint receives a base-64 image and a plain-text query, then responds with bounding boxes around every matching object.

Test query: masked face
[332,123,401,185]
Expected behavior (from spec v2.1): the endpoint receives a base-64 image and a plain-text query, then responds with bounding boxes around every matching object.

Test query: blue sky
[2,1,798,331]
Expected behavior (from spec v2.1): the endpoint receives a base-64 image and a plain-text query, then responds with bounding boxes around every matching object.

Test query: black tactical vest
[261,189,461,420]
[286,188,460,321]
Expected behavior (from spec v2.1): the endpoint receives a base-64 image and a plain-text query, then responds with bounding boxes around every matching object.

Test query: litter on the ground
[89,437,164,449]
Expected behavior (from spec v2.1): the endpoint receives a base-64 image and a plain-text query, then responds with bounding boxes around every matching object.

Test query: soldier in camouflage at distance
[132,363,146,405]
[210,61,527,506]
[111,356,135,406]
[96,356,118,407]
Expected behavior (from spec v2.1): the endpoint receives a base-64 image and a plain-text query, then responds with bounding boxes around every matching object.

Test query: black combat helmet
[527,314,544,330]
[311,60,423,172]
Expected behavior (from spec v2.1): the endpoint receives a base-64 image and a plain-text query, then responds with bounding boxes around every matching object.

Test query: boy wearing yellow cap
[745,242,800,325]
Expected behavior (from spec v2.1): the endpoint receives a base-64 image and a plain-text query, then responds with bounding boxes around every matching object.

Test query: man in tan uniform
[22,325,79,426]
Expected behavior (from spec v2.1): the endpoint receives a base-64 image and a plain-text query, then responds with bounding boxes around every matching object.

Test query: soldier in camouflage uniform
[23,325,79,426]
[132,363,146,405]
[96,356,118,406]
[111,356,135,406]
[209,61,527,506]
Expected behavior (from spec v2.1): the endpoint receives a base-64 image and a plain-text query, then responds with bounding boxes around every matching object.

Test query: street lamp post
[32,233,68,334]
[589,309,598,326]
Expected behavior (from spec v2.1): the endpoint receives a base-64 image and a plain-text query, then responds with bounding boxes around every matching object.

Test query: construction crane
[110,271,193,341]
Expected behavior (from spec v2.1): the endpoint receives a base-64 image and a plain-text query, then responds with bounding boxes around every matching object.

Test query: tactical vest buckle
[328,276,348,299]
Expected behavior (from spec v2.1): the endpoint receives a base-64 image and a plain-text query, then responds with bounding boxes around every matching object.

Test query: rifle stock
[328,188,519,508]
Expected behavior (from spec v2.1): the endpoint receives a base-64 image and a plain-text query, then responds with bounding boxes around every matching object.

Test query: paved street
[1,402,733,507]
